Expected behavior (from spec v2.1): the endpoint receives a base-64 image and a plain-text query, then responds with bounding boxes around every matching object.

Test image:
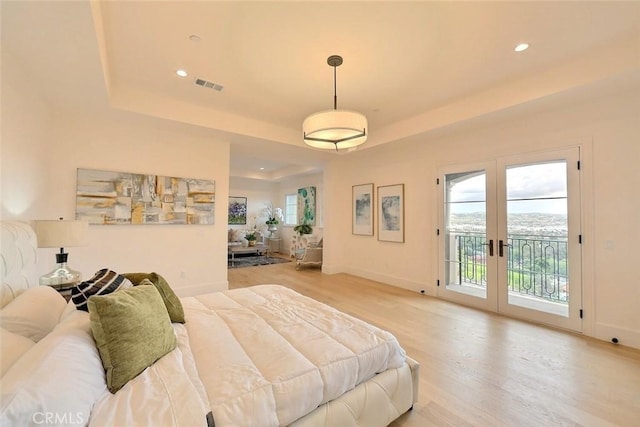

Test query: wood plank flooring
[228,260,640,426]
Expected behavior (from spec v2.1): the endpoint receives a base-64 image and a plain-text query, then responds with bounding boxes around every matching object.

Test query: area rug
[228,254,292,269]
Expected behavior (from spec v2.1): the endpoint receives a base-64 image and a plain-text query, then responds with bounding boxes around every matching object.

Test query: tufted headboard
[0,221,39,308]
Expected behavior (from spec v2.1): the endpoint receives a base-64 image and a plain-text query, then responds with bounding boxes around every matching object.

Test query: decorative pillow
[71,268,133,312]
[0,286,66,342]
[228,228,242,242]
[0,328,35,377]
[88,285,177,393]
[122,272,185,323]
[0,311,107,425]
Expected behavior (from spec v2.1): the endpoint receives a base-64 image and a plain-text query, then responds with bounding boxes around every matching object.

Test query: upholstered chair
[295,239,323,269]
[290,234,316,257]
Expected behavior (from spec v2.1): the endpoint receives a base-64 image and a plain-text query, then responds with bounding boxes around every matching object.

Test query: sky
[447,162,568,214]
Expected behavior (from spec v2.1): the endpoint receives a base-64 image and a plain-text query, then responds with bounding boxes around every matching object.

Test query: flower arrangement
[244,217,259,245]
[263,203,284,225]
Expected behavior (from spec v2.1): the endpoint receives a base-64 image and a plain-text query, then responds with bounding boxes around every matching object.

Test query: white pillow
[0,328,35,377]
[60,299,78,322]
[0,310,107,426]
[0,286,66,342]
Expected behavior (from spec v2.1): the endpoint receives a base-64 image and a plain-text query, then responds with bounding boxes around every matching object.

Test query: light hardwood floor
[228,260,640,426]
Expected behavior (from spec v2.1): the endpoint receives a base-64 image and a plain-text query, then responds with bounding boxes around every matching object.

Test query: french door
[437,148,582,332]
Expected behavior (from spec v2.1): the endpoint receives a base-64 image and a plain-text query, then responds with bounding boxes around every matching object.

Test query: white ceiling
[2,1,639,180]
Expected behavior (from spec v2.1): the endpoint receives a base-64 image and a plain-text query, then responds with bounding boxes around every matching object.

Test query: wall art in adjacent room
[228,196,247,225]
[297,186,316,226]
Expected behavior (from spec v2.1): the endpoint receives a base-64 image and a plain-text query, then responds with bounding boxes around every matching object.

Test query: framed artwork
[297,186,316,226]
[228,196,247,225]
[377,184,404,242]
[76,168,215,225]
[352,183,374,235]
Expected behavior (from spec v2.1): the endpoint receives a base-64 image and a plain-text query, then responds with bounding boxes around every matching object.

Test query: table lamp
[34,218,88,286]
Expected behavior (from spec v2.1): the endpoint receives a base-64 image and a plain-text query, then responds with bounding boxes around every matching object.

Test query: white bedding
[89,324,210,426]
[184,285,406,426]
[1,283,408,427]
[89,285,407,426]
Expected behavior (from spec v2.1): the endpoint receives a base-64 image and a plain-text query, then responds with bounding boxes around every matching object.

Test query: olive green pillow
[88,285,177,394]
[122,272,185,323]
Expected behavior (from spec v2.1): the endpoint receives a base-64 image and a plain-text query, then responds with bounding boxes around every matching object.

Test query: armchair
[295,239,323,270]
[290,233,316,257]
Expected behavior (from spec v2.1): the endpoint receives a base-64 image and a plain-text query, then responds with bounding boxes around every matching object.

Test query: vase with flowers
[244,230,257,246]
[263,203,284,238]
[244,218,259,246]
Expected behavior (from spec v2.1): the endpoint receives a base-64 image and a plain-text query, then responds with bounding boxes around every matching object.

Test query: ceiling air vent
[194,78,224,92]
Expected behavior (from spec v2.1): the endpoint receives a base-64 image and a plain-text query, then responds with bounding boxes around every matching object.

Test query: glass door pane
[444,170,488,299]
[504,161,569,317]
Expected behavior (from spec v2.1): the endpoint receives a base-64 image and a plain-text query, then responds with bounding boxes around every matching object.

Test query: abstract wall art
[297,186,316,226]
[76,168,215,225]
[352,183,374,236]
[377,184,404,242]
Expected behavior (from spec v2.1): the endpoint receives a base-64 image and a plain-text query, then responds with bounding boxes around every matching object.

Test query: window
[284,194,297,225]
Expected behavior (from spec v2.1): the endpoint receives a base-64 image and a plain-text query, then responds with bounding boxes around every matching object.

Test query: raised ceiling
[3,1,639,179]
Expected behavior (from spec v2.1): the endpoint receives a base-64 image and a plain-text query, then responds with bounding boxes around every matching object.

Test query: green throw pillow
[88,285,177,394]
[122,272,185,323]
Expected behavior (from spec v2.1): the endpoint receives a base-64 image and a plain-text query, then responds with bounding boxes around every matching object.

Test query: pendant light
[303,55,367,151]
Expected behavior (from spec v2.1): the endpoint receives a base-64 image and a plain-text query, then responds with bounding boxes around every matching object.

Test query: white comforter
[91,285,406,426]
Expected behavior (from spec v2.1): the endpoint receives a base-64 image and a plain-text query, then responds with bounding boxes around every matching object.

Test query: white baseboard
[323,263,435,296]
[594,322,640,350]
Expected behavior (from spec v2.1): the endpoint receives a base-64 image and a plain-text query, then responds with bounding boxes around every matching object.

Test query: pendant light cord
[333,64,337,110]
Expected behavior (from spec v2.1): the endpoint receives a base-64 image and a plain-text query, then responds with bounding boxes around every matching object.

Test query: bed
[0,221,419,426]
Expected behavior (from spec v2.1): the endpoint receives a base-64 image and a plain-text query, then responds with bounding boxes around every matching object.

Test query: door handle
[482,239,494,256]
[499,239,511,257]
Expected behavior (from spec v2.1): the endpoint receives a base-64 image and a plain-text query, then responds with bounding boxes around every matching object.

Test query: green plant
[294,224,313,235]
[244,231,257,241]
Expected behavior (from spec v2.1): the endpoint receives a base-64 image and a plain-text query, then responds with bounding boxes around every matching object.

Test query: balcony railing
[451,233,569,303]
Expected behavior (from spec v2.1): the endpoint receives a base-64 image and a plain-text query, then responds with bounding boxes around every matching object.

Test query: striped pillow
[71,269,133,312]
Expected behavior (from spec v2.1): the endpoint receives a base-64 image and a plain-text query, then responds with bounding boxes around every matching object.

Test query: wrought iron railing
[452,233,568,303]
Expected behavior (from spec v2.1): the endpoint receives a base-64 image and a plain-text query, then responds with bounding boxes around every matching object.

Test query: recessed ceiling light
[515,43,529,52]
[259,167,265,170]
[189,34,201,42]
[176,69,188,77]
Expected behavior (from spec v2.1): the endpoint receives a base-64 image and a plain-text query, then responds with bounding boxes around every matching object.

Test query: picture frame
[352,183,374,235]
[377,184,404,242]
[228,196,247,225]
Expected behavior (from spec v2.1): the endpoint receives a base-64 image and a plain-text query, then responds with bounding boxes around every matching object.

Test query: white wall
[1,50,52,221]
[2,54,231,296]
[324,88,640,349]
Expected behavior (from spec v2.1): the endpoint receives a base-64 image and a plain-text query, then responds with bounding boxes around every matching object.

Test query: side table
[268,238,282,253]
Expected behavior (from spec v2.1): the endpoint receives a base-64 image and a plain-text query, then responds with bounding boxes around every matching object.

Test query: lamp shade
[34,220,88,248]
[303,110,368,150]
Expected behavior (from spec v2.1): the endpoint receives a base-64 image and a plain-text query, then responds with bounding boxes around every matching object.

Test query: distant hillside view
[449,212,568,238]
